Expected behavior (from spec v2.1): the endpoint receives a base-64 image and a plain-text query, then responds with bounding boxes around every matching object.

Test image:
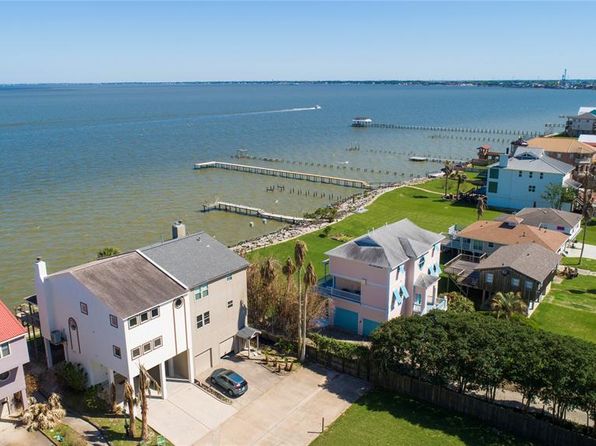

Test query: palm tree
[294,241,308,354]
[124,381,136,438]
[139,364,160,441]
[490,291,527,319]
[476,196,486,221]
[300,262,317,361]
[455,172,468,197]
[259,257,278,288]
[442,161,453,196]
[282,257,296,295]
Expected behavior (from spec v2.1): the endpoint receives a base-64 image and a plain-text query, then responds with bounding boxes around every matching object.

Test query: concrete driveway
[0,419,50,446]
[147,355,370,446]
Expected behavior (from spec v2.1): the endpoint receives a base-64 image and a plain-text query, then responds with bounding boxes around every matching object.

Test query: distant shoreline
[2,80,595,89]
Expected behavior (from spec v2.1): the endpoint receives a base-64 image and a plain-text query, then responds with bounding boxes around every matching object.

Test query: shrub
[21,393,66,431]
[55,362,88,392]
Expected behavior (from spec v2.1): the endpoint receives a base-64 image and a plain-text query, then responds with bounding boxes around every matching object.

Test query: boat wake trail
[236,105,321,116]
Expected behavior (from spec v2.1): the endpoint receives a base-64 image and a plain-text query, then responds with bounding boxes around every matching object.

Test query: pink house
[319,219,446,336]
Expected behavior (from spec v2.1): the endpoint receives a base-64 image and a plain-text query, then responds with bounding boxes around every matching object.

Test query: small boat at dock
[409,156,428,162]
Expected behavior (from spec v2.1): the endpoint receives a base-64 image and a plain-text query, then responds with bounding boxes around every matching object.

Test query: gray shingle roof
[140,231,249,289]
[68,252,186,319]
[326,219,443,269]
[474,243,561,283]
[511,208,581,229]
[490,148,574,174]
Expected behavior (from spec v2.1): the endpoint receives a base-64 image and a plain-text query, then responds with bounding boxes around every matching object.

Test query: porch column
[43,339,53,368]
[187,351,195,384]
[167,359,174,377]
[107,368,115,387]
[159,362,167,400]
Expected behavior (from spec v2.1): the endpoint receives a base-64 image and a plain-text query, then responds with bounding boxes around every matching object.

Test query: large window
[489,168,499,179]
[512,278,520,288]
[473,240,483,251]
[0,342,10,358]
[486,273,494,284]
[488,181,498,193]
[195,285,209,300]
[196,311,211,329]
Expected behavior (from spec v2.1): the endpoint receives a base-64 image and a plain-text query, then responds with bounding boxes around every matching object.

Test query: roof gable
[0,300,27,343]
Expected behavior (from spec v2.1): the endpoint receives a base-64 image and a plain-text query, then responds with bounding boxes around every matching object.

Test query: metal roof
[491,148,574,174]
[326,219,443,269]
[141,231,249,289]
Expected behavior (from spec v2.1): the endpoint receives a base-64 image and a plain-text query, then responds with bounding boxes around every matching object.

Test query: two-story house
[318,219,445,337]
[494,208,582,240]
[0,300,30,417]
[565,106,596,137]
[448,218,569,256]
[486,148,577,211]
[34,223,249,399]
[525,137,595,179]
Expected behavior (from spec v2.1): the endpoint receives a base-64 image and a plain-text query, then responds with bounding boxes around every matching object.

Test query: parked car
[210,368,248,397]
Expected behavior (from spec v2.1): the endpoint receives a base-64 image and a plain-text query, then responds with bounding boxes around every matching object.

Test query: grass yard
[531,275,596,344]
[561,257,596,272]
[576,219,596,246]
[44,423,86,446]
[311,390,532,446]
[248,181,500,277]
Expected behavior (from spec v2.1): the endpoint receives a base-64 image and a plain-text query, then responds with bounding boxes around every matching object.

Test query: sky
[1,1,595,83]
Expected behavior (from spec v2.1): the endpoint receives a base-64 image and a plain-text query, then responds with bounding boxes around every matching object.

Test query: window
[488,181,498,193]
[473,240,483,251]
[418,256,426,269]
[227,300,233,308]
[80,302,88,315]
[196,314,203,328]
[109,314,118,328]
[415,294,422,305]
[539,172,544,180]
[0,342,10,358]
[488,242,494,248]
[129,317,138,328]
[557,153,562,159]
[143,342,152,354]
[153,337,162,349]
[113,345,121,359]
[129,307,159,329]
[140,312,149,323]
[391,294,397,310]
[518,171,522,177]
[463,238,471,246]
[525,280,533,290]
[227,275,233,282]
[151,308,159,318]
[486,273,494,284]
[489,168,499,179]
[131,347,141,360]
[529,172,533,178]
[195,285,209,300]
[528,185,536,192]
[512,278,520,288]
[174,298,183,309]
[0,371,9,382]
[204,311,211,326]
[556,225,565,231]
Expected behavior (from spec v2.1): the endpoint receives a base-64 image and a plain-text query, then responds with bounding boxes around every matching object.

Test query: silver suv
[210,368,248,397]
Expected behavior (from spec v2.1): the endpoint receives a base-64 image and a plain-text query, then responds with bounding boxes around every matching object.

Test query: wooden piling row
[201,201,312,224]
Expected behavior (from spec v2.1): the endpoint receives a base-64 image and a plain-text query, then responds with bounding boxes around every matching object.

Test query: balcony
[317,275,361,304]
[413,296,448,315]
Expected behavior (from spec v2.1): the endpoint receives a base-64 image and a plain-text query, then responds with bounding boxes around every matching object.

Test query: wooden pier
[201,201,312,224]
[194,161,370,189]
[354,122,540,137]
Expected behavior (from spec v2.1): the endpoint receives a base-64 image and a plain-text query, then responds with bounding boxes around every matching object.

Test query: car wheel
[227,389,234,397]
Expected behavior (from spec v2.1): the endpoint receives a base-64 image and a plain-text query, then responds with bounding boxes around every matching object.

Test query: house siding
[0,335,29,414]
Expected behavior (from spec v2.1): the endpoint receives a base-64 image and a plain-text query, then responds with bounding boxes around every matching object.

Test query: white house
[565,107,596,136]
[318,219,446,337]
[486,148,577,211]
[34,223,249,400]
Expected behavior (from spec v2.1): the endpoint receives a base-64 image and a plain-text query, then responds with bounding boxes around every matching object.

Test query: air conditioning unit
[50,330,63,345]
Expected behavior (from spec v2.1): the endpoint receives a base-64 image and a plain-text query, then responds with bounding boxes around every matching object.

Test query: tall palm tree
[300,263,317,361]
[490,291,527,319]
[139,364,160,441]
[442,161,453,196]
[282,257,296,295]
[455,172,468,197]
[476,196,486,221]
[259,257,278,288]
[124,381,136,438]
[294,241,308,354]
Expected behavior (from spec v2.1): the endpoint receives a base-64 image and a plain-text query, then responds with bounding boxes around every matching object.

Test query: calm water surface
[2,83,595,307]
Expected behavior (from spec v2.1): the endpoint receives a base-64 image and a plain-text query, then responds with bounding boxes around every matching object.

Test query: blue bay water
[1,83,595,307]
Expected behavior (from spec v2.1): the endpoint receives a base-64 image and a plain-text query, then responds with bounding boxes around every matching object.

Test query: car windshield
[226,372,245,384]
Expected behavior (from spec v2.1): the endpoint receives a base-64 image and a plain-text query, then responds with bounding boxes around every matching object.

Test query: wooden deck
[201,201,313,224]
[193,161,370,189]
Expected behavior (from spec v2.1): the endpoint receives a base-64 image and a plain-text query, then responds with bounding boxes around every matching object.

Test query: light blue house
[486,148,577,211]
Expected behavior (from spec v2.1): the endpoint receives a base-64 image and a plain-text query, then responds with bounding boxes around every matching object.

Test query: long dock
[193,161,370,189]
[354,122,540,137]
[201,201,312,224]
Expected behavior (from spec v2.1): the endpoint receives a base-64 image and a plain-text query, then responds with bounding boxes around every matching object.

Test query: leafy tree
[541,183,576,210]
[54,362,88,392]
[445,292,475,313]
[490,291,527,319]
[97,246,120,260]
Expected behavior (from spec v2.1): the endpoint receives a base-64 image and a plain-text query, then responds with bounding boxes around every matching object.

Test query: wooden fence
[306,346,596,446]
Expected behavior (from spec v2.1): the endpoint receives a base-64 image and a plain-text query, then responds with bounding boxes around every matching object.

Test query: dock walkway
[193,161,370,189]
[202,201,313,224]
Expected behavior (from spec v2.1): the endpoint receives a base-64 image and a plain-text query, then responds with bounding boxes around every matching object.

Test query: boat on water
[409,156,428,162]
[314,105,322,110]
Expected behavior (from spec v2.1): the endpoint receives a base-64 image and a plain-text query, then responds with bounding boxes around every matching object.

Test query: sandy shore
[233,177,432,255]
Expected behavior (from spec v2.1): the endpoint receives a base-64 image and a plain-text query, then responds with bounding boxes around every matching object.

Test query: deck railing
[317,276,362,304]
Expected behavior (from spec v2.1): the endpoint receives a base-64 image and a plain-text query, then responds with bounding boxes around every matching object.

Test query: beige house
[525,137,595,178]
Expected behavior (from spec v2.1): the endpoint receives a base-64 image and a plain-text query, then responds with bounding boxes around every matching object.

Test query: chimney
[172,220,186,239]
[34,257,51,344]
[499,154,509,168]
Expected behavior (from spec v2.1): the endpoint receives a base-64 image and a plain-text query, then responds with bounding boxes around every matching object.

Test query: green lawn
[248,183,501,277]
[311,390,532,446]
[561,257,596,272]
[576,219,596,246]
[44,423,86,446]
[531,275,596,344]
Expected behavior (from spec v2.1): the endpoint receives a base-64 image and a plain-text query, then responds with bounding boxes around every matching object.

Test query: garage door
[362,319,380,337]
[219,337,235,358]
[194,349,212,375]
[333,308,359,334]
